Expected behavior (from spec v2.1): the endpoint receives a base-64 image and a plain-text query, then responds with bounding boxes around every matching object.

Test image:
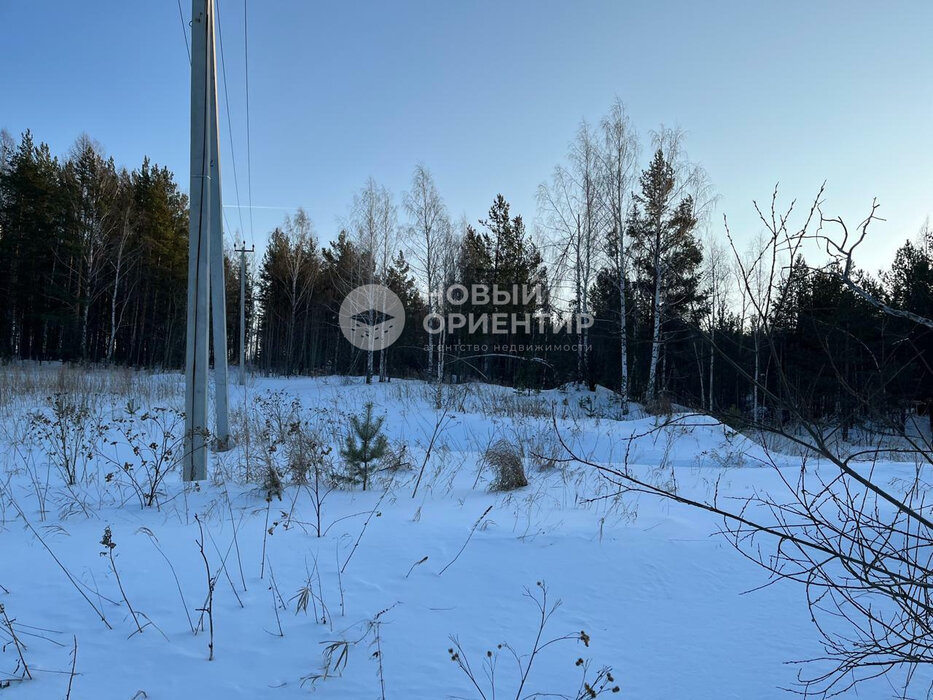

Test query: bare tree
[106,174,139,363]
[816,200,933,332]
[724,186,812,421]
[0,129,14,175]
[538,119,604,386]
[281,209,319,374]
[404,165,450,380]
[598,99,639,412]
[702,230,732,411]
[65,134,120,361]
[431,214,463,384]
[351,179,396,383]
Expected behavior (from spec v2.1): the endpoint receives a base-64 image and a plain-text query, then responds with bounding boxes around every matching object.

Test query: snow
[0,368,923,698]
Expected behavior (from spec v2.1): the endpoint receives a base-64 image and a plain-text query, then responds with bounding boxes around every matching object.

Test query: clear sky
[1,0,930,271]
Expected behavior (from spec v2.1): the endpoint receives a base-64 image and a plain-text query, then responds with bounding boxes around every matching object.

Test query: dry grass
[484,439,528,492]
[0,362,178,417]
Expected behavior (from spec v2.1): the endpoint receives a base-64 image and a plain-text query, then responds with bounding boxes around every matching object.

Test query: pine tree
[630,149,705,404]
[340,402,388,490]
[321,230,366,374]
[0,131,68,359]
[462,196,547,383]
[385,249,427,376]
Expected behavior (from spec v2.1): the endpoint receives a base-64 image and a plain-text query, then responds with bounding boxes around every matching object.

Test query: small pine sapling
[340,403,388,491]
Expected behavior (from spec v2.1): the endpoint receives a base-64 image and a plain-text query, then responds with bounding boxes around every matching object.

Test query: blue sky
[1,0,930,270]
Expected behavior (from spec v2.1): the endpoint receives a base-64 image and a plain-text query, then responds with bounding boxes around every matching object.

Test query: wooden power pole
[234,242,254,385]
[185,0,229,480]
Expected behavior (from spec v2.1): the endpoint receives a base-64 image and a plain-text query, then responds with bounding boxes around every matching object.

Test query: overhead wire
[215,0,247,247]
[176,0,254,254]
[243,0,255,248]
[176,0,191,63]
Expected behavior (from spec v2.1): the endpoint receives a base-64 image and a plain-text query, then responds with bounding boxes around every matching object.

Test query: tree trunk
[618,262,629,415]
[646,264,663,404]
[708,326,714,412]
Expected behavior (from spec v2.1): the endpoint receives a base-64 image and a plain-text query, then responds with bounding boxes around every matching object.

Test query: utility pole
[207,11,230,448]
[185,0,229,480]
[234,242,254,385]
[184,0,212,481]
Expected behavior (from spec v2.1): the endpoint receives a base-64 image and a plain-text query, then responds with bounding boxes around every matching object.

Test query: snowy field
[0,365,924,699]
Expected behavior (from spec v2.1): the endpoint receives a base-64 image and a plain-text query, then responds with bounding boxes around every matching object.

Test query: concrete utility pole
[234,242,254,386]
[185,0,229,480]
[207,14,230,448]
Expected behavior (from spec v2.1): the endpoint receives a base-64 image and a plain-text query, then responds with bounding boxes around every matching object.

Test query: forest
[2,100,932,429]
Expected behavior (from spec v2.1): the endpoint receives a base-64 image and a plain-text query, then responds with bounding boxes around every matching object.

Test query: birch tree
[64,134,120,360]
[282,209,318,374]
[352,179,395,383]
[631,143,706,405]
[106,172,138,363]
[538,120,603,386]
[702,231,731,411]
[633,128,714,404]
[404,165,450,380]
[435,216,464,383]
[597,99,638,412]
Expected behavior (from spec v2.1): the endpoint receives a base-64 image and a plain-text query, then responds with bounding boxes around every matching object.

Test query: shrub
[102,405,184,508]
[285,415,335,536]
[381,441,412,473]
[285,418,333,485]
[484,439,528,491]
[28,393,97,486]
[261,457,284,502]
[448,582,620,698]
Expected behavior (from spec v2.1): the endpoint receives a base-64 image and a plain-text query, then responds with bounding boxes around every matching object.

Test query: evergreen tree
[629,149,706,402]
[321,230,366,374]
[589,265,635,397]
[384,249,427,376]
[0,131,66,359]
[340,402,388,491]
[455,196,548,384]
[223,248,255,365]
[126,158,189,366]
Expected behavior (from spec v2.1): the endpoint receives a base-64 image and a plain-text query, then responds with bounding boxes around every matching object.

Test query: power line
[215,0,246,245]
[223,208,235,246]
[176,0,191,63]
[244,0,255,248]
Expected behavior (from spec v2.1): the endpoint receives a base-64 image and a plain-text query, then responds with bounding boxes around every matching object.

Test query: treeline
[0,130,250,366]
[2,112,932,425]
